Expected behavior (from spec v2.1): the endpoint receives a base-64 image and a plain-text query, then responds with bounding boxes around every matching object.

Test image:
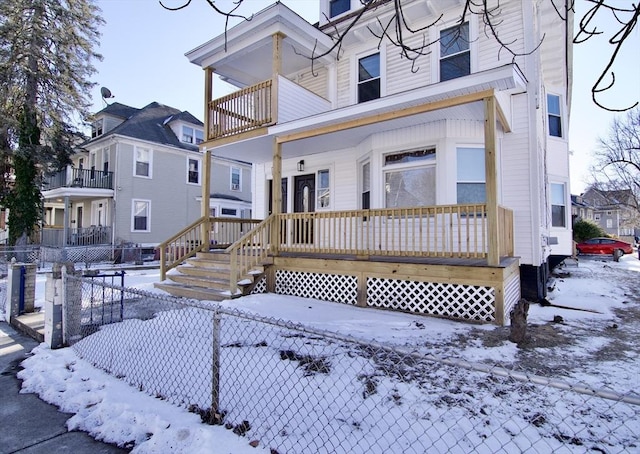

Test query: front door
[294,174,315,244]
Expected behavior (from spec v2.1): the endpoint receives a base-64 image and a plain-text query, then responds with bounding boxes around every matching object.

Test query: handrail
[207,79,273,139]
[225,215,275,295]
[158,216,207,280]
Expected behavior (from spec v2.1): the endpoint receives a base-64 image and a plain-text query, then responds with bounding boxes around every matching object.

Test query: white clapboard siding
[477,0,526,72]
[386,33,432,96]
[295,67,329,100]
[278,75,331,123]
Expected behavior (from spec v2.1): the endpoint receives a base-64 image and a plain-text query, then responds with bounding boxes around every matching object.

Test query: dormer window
[330,0,350,18]
[182,126,204,144]
[91,119,104,138]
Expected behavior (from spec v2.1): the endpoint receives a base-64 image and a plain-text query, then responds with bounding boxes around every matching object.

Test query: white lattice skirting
[256,269,504,323]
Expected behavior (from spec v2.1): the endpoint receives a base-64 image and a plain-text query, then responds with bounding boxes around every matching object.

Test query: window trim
[230,166,241,191]
[182,126,194,144]
[133,146,152,179]
[438,21,471,82]
[354,47,385,104]
[383,147,437,208]
[550,182,567,228]
[131,199,151,233]
[456,146,486,204]
[187,156,201,185]
[317,169,331,209]
[547,93,563,138]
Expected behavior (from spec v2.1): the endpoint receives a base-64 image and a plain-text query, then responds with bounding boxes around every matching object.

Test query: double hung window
[188,158,200,184]
[440,22,470,81]
[456,147,486,204]
[547,94,562,137]
[132,200,150,232]
[317,170,330,208]
[551,183,566,227]
[135,147,151,178]
[231,167,241,190]
[358,53,381,103]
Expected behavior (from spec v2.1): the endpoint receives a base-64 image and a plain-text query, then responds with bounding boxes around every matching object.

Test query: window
[440,22,470,81]
[103,148,109,173]
[317,169,330,208]
[187,158,200,184]
[358,53,380,103]
[132,200,150,232]
[606,210,612,216]
[330,0,349,17]
[384,148,436,208]
[595,213,601,221]
[195,129,204,144]
[361,161,370,209]
[457,147,486,204]
[91,119,103,138]
[547,94,562,137]
[221,208,237,217]
[231,167,241,190]
[134,147,151,177]
[90,152,96,179]
[551,183,566,227]
[606,219,613,229]
[182,126,194,144]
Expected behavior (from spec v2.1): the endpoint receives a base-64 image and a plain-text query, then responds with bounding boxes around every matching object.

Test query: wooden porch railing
[158,216,263,280]
[208,79,273,140]
[276,204,497,258]
[226,215,275,295]
[498,205,514,257]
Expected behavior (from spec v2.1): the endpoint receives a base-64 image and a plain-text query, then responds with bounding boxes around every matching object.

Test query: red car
[576,237,633,256]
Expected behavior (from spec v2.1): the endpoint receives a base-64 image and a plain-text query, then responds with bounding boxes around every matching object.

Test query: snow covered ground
[9,255,640,452]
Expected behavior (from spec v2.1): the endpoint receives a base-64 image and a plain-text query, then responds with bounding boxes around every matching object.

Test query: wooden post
[204,67,213,140]
[484,96,500,267]
[271,140,282,257]
[271,32,284,124]
[201,149,211,250]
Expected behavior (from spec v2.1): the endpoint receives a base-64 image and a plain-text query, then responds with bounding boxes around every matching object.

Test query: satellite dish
[100,87,114,99]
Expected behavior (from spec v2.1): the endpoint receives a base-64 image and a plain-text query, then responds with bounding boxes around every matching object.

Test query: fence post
[210,309,221,424]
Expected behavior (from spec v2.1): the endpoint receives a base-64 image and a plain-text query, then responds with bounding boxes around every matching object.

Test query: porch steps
[154,250,263,301]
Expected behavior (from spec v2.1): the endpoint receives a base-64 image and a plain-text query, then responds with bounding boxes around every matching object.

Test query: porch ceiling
[42,188,114,203]
[186,3,335,88]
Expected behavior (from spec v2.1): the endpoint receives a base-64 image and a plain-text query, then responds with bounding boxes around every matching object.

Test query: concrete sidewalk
[0,321,128,454]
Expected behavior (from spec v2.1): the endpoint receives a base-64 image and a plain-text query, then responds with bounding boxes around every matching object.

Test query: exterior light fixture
[297,160,305,172]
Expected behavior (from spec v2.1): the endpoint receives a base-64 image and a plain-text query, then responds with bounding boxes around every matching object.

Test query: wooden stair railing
[158,216,208,281]
[226,215,275,295]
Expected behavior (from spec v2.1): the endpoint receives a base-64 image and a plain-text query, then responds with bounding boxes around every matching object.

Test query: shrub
[573,219,607,243]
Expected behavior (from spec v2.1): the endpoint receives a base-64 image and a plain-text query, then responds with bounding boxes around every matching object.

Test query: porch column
[63,196,70,247]
[201,149,211,250]
[271,32,284,124]
[204,67,213,140]
[271,139,282,256]
[484,96,500,266]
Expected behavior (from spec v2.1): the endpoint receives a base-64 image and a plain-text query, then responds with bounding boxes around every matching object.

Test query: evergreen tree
[0,0,103,245]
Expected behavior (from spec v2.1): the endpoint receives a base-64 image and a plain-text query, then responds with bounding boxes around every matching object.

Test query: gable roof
[87,102,203,151]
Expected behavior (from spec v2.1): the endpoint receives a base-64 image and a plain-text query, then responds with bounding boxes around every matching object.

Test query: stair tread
[154,282,238,301]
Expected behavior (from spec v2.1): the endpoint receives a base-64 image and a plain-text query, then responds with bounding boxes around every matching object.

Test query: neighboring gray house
[41,101,252,256]
[580,187,638,237]
[571,194,594,225]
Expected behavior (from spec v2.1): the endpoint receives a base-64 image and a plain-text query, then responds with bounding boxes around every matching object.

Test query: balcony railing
[208,79,273,139]
[41,226,112,247]
[43,168,114,191]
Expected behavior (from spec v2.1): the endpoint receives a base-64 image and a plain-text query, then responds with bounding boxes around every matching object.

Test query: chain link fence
[64,274,640,453]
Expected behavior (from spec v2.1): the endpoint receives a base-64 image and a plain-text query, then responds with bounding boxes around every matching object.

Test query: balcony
[207,76,331,141]
[43,168,114,191]
[41,226,112,248]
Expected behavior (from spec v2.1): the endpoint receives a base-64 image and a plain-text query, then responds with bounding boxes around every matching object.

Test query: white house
[41,101,252,261]
[158,0,573,325]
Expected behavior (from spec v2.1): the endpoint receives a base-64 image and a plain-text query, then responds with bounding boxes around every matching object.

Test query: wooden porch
[155,205,519,325]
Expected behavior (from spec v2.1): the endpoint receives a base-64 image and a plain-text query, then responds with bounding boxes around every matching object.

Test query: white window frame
[187,157,201,185]
[92,118,104,138]
[383,148,437,208]
[456,147,486,204]
[182,126,194,144]
[317,169,331,209]
[131,199,151,232]
[353,47,386,104]
[547,93,563,138]
[195,129,204,145]
[550,182,567,228]
[438,21,471,82]
[134,146,152,178]
[360,160,371,210]
[230,167,241,191]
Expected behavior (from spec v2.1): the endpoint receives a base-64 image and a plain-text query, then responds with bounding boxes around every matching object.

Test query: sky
[90,0,640,196]
[4,254,639,452]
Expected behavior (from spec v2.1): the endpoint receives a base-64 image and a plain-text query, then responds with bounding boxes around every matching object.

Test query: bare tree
[589,107,640,225]
[160,0,639,112]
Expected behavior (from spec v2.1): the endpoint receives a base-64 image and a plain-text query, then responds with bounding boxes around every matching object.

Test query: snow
[8,255,640,452]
